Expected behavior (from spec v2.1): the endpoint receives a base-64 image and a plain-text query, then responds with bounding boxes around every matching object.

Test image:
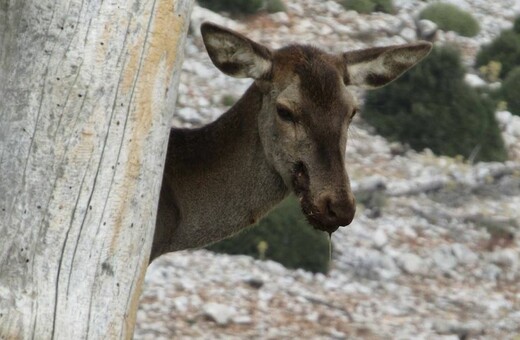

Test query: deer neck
[156,83,288,254]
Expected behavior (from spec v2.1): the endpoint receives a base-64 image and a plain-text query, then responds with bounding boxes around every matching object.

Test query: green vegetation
[265,0,286,13]
[207,196,331,274]
[340,0,394,14]
[341,0,374,14]
[419,3,480,37]
[479,60,502,82]
[221,94,237,107]
[372,0,395,14]
[362,46,507,163]
[198,0,263,15]
[515,16,520,34]
[476,17,520,79]
[198,0,286,15]
[502,67,520,116]
[476,17,520,113]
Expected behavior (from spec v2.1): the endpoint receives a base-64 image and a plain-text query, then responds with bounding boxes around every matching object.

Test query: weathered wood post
[0,0,193,338]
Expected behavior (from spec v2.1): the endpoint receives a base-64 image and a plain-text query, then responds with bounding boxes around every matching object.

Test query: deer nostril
[325,199,337,219]
[293,161,307,178]
[317,195,356,226]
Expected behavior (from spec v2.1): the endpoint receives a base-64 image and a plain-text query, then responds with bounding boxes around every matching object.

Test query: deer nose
[316,194,356,227]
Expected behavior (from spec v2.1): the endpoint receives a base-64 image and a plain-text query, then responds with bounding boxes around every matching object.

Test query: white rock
[434,319,484,336]
[233,315,253,324]
[338,9,361,22]
[194,66,216,79]
[393,0,419,11]
[497,311,520,331]
[503,133,517,147]
[488,249,519,269]
[287,2,304,16]
[263,260,288,274]
[319,24,334,36]
[481,263,502,281]
[400,27,417,42]
[177,107,202,124]
[190,294,202,308]
[373,229,389,249]
[398,13,416,29]
[484,295,514,314]
[417,19,438,39]
[173,296,189,313]
[496,110,513,127]
[324,1,344,16]
[306,312,320,322]
[464,73,487,88]
[514,2,520,16]
[376,35,408,46]
[328,328,347,339]
[270,12,290,25]
[258,290,274,302]
[185,41,200,55]
[398,253,426,275]
[451,244,478,265]
[433,245,458,272]
[190,6,243,36]
[356,20,373,35]
[202,302,237,326]
[340,248,400,280]
[506,117,520,138]
[183,59,215,79]
[198,96,211,107]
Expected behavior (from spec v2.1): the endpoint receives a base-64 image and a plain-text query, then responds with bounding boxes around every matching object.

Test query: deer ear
[342,42,432,89]
[201,22,272,79]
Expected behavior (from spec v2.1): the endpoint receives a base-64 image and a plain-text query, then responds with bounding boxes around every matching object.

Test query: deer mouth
[291,162,340,234]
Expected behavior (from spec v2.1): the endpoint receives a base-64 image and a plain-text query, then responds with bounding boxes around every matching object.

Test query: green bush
[198,0,263,15]
[372,0,395,14]
[207,196,331,274]
[476,22,520,79]
[221,94,237,107]
[419,3,480,37]
[502,66,520,116]
[341,0,374,13]
[478,60,502,82]
[514,16,520,34]
[341,0,394,14]
[363,46,507,163]
[265,0,286,13]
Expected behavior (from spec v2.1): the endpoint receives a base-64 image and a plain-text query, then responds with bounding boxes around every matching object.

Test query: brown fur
[150,23,432,261]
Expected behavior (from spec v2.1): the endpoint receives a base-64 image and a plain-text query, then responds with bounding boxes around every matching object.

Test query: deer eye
[277,106,296,123]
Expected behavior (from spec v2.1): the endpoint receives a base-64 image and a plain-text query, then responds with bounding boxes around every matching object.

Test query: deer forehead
[272,51,348,109]
[274,75,354,113]
[275,77,301,107]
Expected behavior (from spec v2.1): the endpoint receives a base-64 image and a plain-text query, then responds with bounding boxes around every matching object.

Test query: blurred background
[136,0,520,338]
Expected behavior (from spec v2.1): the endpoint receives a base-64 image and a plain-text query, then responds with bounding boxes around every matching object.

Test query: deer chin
[291,162,340,234]
[299,197,340,234]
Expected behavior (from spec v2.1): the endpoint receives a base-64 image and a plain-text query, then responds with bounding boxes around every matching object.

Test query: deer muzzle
[292,162,356,234]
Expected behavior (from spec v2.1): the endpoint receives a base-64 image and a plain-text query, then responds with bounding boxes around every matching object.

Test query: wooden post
[0,0,193,338]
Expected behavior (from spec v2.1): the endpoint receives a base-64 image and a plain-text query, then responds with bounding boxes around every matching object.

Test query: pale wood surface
[0,0,193,338]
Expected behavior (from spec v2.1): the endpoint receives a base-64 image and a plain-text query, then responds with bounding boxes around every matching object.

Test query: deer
[150,22,432,261]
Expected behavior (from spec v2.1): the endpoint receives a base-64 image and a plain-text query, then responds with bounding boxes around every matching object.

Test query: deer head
[201,22,432,234]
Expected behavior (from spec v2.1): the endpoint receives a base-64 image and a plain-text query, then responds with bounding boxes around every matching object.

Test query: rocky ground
[135,1,520,338]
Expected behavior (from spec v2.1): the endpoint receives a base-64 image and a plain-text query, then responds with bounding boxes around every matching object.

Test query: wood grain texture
[0,0,193,338]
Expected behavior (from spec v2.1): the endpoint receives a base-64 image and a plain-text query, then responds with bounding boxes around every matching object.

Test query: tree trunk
[0,0,193,338]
